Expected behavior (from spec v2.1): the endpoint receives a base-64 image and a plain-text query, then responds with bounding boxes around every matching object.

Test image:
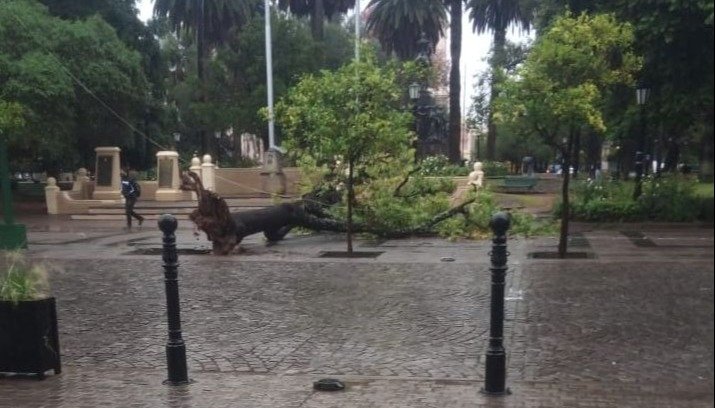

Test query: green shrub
[418,155,469,177]
[436,190,557,239]
[639,175,700,221]
[481,161,510,177]
[564,175,705,222]
[0,251,50,303]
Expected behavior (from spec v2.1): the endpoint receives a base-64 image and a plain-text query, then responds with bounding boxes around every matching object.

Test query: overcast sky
[136,0,531,116]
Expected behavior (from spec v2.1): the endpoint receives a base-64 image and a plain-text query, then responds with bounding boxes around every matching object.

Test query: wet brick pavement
[0,222,712,407]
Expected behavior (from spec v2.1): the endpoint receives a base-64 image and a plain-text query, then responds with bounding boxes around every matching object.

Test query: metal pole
[481,212,511,396]
[633,106,645,200]
[265,0,276,149]
[159,214,189,385]
[355,0,360,62]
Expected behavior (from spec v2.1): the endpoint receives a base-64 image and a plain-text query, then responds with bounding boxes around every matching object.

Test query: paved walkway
[0,216,713,407]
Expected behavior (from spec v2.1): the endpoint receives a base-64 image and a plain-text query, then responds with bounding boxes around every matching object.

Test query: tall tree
[0,0,150,171]
[496,13,640,258]
[275,56,414,253]
[154,0,255,156]
[447,0,462,163]
[277,0,355,41]
[365,0,447,60]
[534,0,713,179]
[366,0,464,163]
[465,0,533,160]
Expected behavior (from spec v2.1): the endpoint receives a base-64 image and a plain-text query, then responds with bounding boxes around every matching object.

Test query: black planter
[0,297,61,379]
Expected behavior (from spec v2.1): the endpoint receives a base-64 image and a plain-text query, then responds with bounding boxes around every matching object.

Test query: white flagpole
[264,0,276,149]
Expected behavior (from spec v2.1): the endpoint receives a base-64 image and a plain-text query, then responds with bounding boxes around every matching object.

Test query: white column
[201,154,215,191]
[45,177,60,215]
[189,155,202,200]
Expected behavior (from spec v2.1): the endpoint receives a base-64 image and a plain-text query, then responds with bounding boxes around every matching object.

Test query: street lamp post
[409,83,435,157]
[633,82,650,200]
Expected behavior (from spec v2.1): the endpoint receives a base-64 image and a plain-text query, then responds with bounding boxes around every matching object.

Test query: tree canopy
[0,0,151,171]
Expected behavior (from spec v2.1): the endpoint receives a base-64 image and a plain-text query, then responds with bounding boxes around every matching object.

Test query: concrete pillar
[201,154,215,192]
[155,151,182,201]
[261,148,286,195]
[189,155,202,200]
[189,155,202,178]
[45,177,60,215]
[601,141,612,177]
[72,167,91,199]
[92,147,122,200]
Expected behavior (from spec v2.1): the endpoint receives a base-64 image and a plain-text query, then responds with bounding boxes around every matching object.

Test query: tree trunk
[573,129,581,178]
[558,129,575,258]
[486,27,507,161]
[197,0,211,157]
[699,111,714,182]
[448,0,462,163]
[664,138,680,172]
[346,157,354,253]
[311,0,325,41]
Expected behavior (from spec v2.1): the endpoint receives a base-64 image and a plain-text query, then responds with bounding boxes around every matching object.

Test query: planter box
[0,297,61,379]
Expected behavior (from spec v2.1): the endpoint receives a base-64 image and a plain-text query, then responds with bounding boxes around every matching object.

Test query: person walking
[121,172,144,231]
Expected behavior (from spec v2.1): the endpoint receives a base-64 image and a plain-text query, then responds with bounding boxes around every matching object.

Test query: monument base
[260,172,286,196]
[155,189,192,202]
[92,190,122,200]
[0,224,28,249]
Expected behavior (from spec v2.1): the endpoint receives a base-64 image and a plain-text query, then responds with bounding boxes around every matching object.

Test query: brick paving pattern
[0,221,712,407]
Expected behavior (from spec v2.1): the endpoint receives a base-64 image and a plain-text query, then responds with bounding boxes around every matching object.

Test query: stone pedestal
[260,149,286,195]
[45,177,60,215]
[155,151,183,201]
[189,155,202,200]
[72,168,92,199]
[92,147,122,200]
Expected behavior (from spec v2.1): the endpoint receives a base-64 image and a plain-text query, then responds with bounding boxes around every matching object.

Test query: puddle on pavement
[620,231,657,247]
[528,251,596,259]
[318,251,384,259]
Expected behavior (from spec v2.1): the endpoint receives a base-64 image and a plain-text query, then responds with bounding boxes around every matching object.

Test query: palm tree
[366,0,462,163]
[365,0,447,60]
[465,0,532,160]
[447,0,462,163]
[278,0,355,41]
[154,0,255,154]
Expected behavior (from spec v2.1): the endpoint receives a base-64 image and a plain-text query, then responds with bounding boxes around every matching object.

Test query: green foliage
[639,176,702,222]
[436,189,557,239]
[481,161,509,177]
[0,251,50,303]
[276,54,414,166]
[497,13,641,144]
[365,0,448,60]
[0,0,151,170]
[352,174,454,231]
[164,13,355,155]
[0,100,24,133]
[418,155,468,176]
[565,176,707,222]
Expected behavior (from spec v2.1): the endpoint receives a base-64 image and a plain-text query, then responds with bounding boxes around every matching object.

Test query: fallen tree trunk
[180,171,476,254]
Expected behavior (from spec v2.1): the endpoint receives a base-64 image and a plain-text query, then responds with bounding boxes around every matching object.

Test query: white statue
[468,161,485,190]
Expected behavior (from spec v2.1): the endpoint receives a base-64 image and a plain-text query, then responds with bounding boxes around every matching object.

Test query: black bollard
[158,214,190,385]
[481,212,511,396]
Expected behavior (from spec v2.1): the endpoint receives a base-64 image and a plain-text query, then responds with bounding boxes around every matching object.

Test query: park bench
[501,176,538,193]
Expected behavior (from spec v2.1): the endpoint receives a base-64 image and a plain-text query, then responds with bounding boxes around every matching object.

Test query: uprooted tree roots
[180,171,476,255]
